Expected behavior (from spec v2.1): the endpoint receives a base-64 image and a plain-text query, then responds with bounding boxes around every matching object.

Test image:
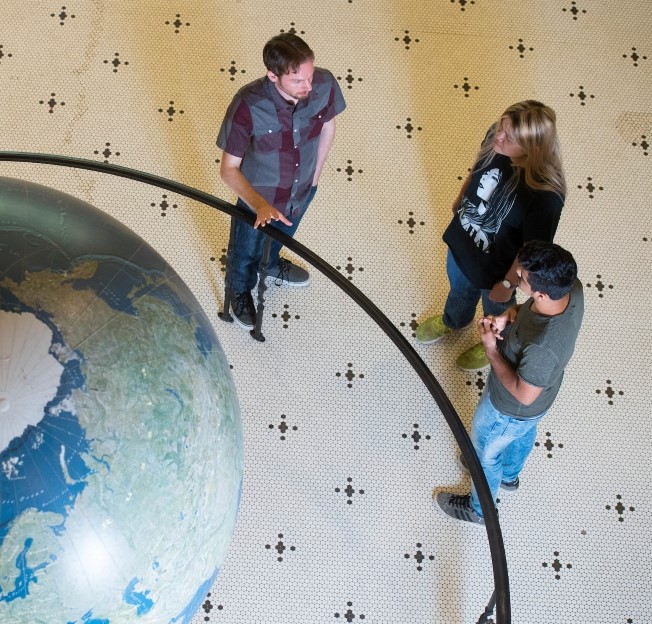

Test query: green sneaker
[456,342,489,371]
[415,315,453,344]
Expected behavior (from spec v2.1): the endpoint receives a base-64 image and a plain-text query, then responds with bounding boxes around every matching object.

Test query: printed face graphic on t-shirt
[458,166,514,252]
[477,168,501,203]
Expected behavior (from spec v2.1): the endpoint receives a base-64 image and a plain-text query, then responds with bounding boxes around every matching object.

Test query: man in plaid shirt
[217,33,346,329]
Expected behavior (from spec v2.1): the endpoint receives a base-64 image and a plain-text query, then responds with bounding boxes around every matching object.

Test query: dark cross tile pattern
[104,52,129,73]
[336,257,364,280]
[632,135,649,156]
[450,0,475,11]
[334,601,366,621]
[265,533,295,562]
[51,6,75,25]
[39,92,65,113]
[402,424,431,450]
[0,45,13,63]
[585,274,613,298]
[623,47,648,67]
[398,211,425,234]
[466,371,486,397]
[535,431,563,458]
[335,477,364,505]
[542,551,572,580]
[93,142,119,162]
[201,593,223,618]
[395,30,420,50]
[220,61,246,81]
[399,312,418,337]
[396,118,422,139]
[335,363,364,388]
[337,69,363,90]
[271,303,300,329]
[159,101,184,122]
[336,160,363,182]
[280,23,306,35]
[596,380,623,405]
[209,249,227,273]
[454,76,479,97]
[165,14,190,33]
[151,194,178,217]
[562,1,587,20]
[577,177,603,199]
[268,414,297,441]
[509,39,534,58]
[404,543,434,571]
[569,86,595,105]
[606,494,635,523]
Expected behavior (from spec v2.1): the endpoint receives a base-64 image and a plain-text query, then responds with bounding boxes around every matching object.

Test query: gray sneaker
[434,492,484,526]
[457,454,520,491]
[499,477,520,492]
[231,290,256,330]
[264,258,310,287]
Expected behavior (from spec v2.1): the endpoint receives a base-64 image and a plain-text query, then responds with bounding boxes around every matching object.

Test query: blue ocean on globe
[0,177,243,624]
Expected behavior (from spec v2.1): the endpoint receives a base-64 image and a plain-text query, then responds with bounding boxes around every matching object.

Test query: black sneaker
[264,257,310,288]
[231,291,256,330]
[434,492,485,526]
[499,477,520,492]
[457,454,520,491]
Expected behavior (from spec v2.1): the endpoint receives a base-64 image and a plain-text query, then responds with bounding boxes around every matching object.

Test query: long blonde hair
[475,100,566,198]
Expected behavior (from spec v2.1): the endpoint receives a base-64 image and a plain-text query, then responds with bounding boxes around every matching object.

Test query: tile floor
[1,1,651,623]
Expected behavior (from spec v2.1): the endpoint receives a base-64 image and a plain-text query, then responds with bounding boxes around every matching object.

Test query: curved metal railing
[0,151,510,624]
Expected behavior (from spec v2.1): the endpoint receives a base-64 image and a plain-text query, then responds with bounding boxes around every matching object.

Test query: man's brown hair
[263,33,314,77]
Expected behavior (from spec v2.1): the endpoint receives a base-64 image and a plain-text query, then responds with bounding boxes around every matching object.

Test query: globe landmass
[0,177,243,623]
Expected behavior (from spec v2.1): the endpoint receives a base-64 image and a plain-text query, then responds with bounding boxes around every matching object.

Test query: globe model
[0,176,243,623]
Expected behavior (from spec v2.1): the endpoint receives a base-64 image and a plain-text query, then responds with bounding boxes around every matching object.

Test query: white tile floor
[2,1,652,623]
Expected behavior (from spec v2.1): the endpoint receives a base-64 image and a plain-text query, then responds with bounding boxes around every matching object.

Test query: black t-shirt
[443,151,564,289]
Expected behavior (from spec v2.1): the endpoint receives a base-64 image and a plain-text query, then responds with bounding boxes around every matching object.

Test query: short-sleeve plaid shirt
[217,68,346,216]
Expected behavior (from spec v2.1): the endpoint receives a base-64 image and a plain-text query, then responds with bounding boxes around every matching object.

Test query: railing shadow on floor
[0,152,510,624]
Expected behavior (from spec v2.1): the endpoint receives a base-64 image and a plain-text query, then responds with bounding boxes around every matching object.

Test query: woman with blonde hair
[416,100,566,370]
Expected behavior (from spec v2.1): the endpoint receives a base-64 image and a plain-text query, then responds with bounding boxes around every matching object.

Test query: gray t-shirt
[488,278,584,418]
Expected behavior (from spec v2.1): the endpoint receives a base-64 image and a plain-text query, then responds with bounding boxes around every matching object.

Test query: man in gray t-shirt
[435,241,584,526]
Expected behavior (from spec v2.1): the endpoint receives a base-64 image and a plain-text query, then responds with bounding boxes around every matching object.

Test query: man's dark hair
[517,240,577,300]
[263,33,314,77]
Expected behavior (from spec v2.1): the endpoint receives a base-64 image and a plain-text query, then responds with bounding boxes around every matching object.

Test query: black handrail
[0,152,510,624]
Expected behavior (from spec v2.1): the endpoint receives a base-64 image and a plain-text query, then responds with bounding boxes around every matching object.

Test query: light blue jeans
[443,249,516,329]
[469,388,546,517]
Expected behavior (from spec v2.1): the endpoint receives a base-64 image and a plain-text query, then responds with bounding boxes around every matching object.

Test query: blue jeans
[443,250,516,329]
[469,388,546,517]
[227,186,317,292]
